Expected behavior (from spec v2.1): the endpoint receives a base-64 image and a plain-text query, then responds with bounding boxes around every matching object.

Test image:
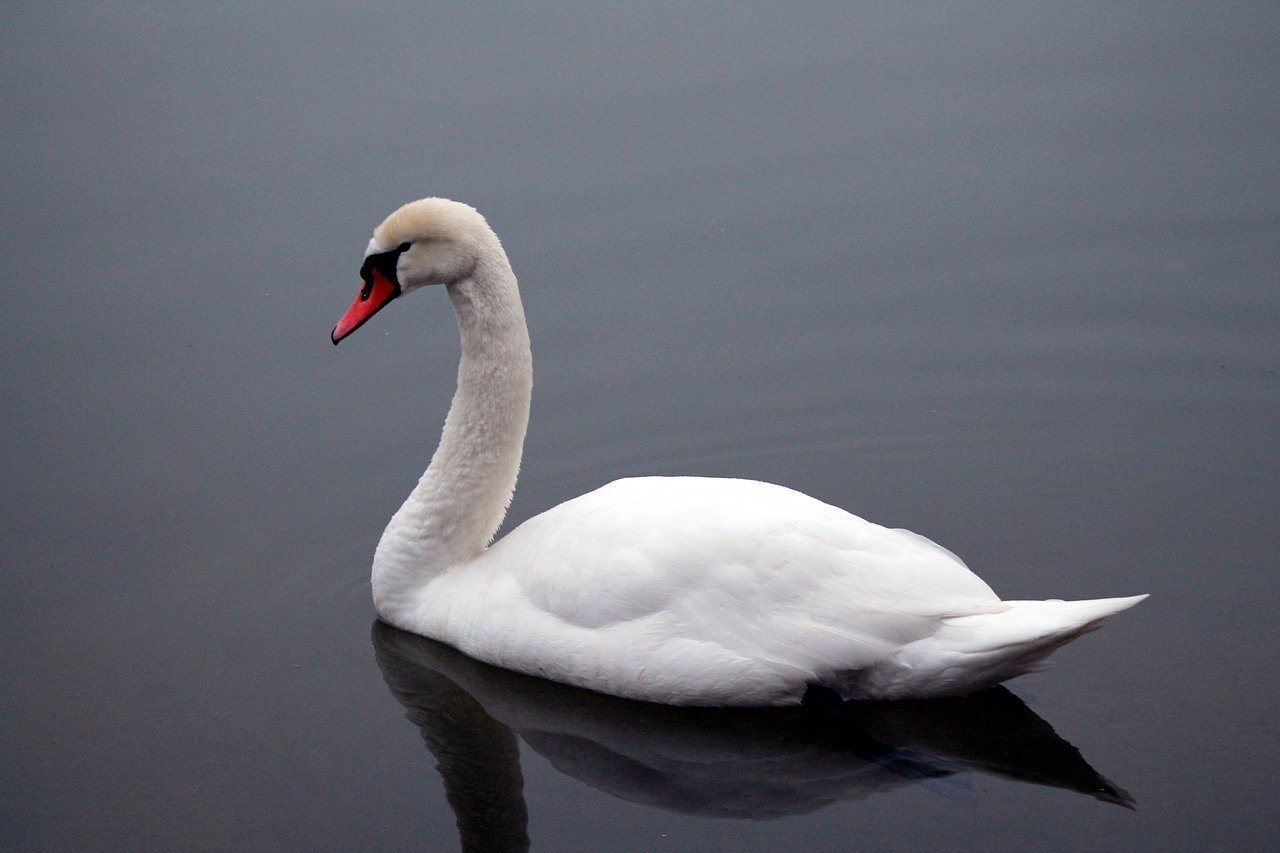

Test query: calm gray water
[2,3,1277,849]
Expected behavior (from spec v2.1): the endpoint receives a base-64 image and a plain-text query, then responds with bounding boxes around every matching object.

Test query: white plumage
[333,197,1146,706]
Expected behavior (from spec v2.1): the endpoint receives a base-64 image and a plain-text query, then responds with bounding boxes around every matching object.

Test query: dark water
[2,3,1277,849]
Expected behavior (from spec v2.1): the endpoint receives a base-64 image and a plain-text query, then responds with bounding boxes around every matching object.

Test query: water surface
[2,3,1277,849]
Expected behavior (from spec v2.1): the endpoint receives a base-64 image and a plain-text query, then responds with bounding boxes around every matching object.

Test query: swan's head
[332,197,494,344]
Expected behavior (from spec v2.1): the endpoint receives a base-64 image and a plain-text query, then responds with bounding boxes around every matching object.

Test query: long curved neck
[373,245,532,613]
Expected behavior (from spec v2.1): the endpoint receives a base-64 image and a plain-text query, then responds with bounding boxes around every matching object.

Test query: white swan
[332,197,1146,706]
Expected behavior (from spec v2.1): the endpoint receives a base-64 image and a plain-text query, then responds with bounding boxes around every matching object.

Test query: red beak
[332,267,400,344]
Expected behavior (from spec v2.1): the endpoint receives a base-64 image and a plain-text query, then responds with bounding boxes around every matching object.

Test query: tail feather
[874,594,1148,699]
[939,594,1149,655]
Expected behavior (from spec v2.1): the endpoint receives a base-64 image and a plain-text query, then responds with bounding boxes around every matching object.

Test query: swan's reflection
[374,620,1131,848]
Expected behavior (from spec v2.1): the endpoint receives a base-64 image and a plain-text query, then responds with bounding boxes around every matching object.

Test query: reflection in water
[374,621,1131,849]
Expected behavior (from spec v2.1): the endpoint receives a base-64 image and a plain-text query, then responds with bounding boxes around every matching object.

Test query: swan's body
[333,197,1145,706]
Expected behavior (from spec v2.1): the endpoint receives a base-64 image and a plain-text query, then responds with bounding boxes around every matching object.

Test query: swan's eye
[359,242,413,300]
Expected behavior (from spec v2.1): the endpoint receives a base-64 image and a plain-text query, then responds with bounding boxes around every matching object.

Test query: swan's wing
[494,477,996,621]
[431,477,1001,703]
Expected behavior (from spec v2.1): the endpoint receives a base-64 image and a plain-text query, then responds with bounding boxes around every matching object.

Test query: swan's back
[500,476,1000,617]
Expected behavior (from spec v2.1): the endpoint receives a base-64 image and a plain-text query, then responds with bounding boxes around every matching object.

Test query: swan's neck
[373,248,532,614]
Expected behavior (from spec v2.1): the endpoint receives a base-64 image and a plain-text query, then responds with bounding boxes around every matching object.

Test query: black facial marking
[359,242,412,300]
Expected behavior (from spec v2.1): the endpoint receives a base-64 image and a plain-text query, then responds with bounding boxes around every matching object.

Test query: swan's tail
[883,594,1148,699]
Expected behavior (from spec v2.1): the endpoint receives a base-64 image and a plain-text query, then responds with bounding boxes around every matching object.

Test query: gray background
[2,3,1277,849]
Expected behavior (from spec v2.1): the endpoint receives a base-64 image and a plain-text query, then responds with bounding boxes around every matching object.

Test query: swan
[332,197,1146,705]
